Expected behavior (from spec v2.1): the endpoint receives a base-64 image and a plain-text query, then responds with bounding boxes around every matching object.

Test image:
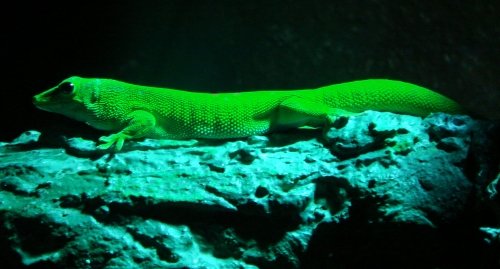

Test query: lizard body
[33,76,468,151]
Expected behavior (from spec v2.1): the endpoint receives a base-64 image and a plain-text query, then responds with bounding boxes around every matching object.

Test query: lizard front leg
[97,110,156,151]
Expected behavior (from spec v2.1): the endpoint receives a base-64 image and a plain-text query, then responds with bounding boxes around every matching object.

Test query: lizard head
[32,76,97,122]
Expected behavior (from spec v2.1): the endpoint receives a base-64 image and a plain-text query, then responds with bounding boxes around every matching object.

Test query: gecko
[32,76,469,151]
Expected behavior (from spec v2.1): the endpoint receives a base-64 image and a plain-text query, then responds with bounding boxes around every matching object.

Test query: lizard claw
[97,133,131,151]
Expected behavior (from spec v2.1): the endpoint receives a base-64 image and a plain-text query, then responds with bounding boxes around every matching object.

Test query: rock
[0,111,499,268]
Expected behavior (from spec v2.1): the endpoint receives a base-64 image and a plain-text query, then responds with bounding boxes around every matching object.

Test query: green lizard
[33,76,468,151]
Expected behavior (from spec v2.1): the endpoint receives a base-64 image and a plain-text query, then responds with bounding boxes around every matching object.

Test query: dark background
[1,0,499,142]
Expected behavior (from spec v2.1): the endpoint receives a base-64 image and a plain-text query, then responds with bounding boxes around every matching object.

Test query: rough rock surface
[1,111,499,268]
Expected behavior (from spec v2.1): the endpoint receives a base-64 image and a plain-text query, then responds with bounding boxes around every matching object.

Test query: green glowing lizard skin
[33,76,468,151]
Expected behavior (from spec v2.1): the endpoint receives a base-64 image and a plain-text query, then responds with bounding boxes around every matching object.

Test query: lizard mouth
[32,97,51,110]
[32,95,72,111]
[32,94,48,105]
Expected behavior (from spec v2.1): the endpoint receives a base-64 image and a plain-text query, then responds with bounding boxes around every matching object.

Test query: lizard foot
[97,133,132,151]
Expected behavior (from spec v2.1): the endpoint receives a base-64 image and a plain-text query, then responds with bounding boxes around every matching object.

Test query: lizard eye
[58,82,74,94]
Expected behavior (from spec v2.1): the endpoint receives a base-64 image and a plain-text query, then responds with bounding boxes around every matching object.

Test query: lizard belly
[149,117,272,140]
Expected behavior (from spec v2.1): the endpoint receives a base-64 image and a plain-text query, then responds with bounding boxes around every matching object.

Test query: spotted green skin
[33,76,468,151]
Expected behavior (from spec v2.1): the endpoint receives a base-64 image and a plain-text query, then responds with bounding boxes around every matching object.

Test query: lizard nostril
[32,95,42,104]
